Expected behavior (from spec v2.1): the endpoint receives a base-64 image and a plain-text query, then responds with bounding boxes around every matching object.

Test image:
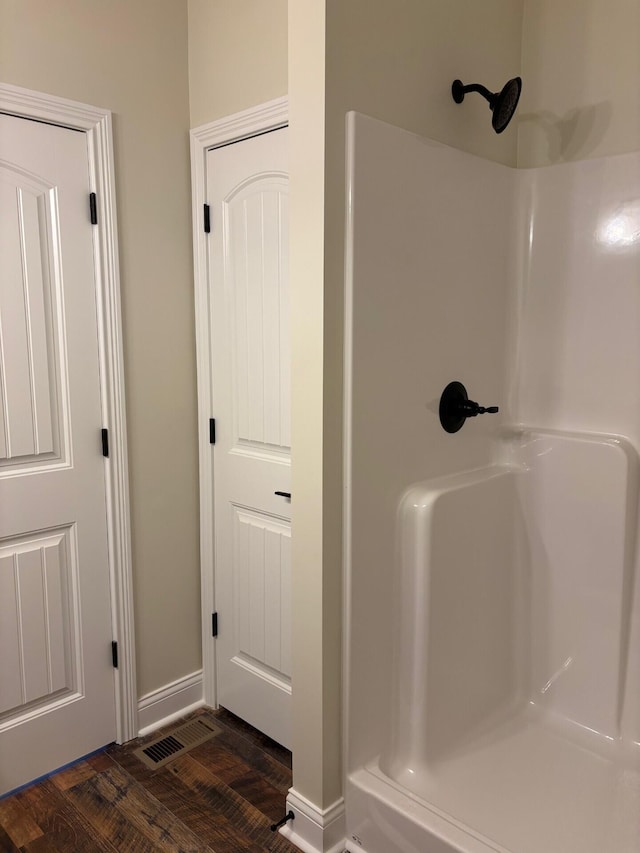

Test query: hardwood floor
[0,708,301,852]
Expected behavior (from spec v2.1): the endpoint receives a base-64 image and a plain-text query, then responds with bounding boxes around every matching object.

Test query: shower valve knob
[439,381,500,433]
[460,400,499,417]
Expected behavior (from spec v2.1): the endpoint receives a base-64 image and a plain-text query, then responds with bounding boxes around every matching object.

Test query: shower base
[347,706,640,853]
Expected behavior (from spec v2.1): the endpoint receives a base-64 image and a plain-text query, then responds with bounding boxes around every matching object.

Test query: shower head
[451,76,522,134]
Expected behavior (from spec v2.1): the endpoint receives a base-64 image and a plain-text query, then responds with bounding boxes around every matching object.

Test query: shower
[452,76,522,133]
[344,110,640,853]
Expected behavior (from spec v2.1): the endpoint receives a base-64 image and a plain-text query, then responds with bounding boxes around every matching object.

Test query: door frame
[190,97,288,707]
[0,82,137,743]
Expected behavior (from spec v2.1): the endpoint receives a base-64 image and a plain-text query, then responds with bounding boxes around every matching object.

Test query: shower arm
[452,81,497,108]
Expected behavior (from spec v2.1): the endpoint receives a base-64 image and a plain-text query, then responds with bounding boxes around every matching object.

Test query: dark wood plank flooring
[0,708,300,852]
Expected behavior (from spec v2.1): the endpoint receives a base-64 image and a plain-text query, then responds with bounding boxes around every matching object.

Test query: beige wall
[288,0,328,808]
[188,0,288,128]
[0,0,201,697]
[290,0,525,809]
[326,0,524,170]
[518,0,640,166]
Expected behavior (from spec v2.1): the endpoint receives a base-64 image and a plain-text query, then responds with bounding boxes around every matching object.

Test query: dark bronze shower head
[451,76,522,133]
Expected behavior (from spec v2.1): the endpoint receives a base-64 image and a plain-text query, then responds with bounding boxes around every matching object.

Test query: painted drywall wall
[187,0,288,128]
[0,0,201,697]
[518,0,640,166]
[288,0,328,811]
[290,0,524,810]
[326,0,524,170]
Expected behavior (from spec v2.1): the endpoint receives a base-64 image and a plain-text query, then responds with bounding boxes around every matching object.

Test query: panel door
[0,114,115,794]
[206,128,291,748]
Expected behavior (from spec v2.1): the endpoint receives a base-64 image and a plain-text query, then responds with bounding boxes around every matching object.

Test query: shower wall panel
[512,151,640,747]
[344,112,515,772]
[509,429,637,742]
[513,152,640,437]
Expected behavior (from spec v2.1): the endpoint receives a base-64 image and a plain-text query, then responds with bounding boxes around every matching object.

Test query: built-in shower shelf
[379,428,640,853]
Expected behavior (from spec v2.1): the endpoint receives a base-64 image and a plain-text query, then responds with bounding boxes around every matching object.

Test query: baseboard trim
[137,670,204,737]
[280,788,346,853]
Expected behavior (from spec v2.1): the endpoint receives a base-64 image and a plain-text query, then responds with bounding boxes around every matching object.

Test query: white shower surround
[343,113,640,853]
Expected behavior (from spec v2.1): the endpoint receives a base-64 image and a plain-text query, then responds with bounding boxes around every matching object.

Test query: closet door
[206,127,291,748]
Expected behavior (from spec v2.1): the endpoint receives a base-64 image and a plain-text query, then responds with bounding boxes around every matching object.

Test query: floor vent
[134,718,221,770]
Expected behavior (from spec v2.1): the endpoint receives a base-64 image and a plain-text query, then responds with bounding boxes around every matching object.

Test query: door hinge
[111,641,119,668]
[212,612,218,637]
[204,203,211,233]
[89,192,98,225]
[209,418,216,444]
[101,428,109,457]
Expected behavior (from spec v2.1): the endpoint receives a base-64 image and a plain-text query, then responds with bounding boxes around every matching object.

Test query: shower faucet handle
[460,399,499,417]
[439,381,500,433]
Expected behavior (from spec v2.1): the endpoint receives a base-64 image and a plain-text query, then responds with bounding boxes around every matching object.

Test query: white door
[0,114,116,794]
[207,128,291,748]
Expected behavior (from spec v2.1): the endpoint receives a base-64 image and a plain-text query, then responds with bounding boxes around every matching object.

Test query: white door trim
[190,97,288,707]
[0,82,137,743]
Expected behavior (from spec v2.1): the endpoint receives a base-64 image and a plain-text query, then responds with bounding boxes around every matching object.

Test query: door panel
[0,527,77,714]
[0,114,115,795]
[207,128,291,748]
[233,506,291,677]
[0,166,65,467]
[227,175,290,453]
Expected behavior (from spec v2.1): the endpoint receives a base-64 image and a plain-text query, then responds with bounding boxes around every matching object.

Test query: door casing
[190,97,288,708]
[0,82,137,743]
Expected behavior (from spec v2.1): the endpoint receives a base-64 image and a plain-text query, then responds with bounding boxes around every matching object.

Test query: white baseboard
[137,670,204,737]
[279,788,346,853]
